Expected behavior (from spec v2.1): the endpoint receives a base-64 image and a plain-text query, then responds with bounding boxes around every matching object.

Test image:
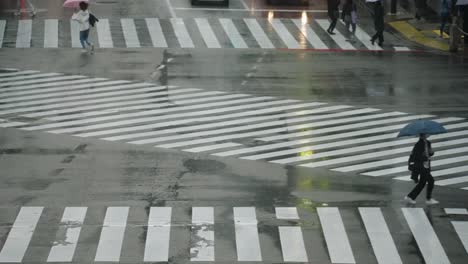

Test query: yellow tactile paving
[389,21,449,51]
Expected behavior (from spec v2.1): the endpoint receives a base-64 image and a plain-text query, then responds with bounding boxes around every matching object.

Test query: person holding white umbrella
[69,1,94,53]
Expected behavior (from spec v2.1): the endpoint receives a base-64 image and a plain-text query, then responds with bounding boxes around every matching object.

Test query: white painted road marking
[234,207,262,261]
[44,19,58,48]
[276,207,308,262]
[144,207,172,262]
[145,18,168,48]
[270,19,301,49]
[244,18,274,49]
[171,18,194,48]
[316,19,356,50]
[292,19,328,49]
[191,207,215,261]
[96,19,113,48]
[452,221,468,254]
[121,18,141,48]
[16,20,32,48]
[195,18,221,48]
[94,207,129,262]
[219,18,248,48]
[0,20,5,47]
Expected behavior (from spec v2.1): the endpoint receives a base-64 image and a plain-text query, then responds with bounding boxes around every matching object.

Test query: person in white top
[72,1,94,53]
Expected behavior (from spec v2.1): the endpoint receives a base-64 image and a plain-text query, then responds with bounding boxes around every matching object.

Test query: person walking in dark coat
[370,1,385,46]
[405,134,439,205]
[327,0,340,34]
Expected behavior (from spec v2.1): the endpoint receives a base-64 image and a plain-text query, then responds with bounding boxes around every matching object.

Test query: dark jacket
[373,2,385,31]
[409,138,434,171]
[328,0,340,19]
[342,0,357,18]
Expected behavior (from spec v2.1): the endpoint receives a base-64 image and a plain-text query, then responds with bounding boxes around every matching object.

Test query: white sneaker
[81,49,88,53]
[90,43,94,52]
[426,198,439,205]
[404,196,416,204]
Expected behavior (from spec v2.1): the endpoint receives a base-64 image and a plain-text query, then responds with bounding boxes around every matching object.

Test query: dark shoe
[328,31,336,35]
[378,42,383,47]
[370,39,375,45]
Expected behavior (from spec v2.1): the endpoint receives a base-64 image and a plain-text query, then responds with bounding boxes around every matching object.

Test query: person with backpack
[72,1,94,53]
[440,0,452,38]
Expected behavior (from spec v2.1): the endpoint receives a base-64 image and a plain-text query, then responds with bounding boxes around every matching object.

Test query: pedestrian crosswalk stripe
[104,100,318,142]
[22,88,200,131]
[156,108,383,149]
[0,20,5,48]
[90,97,286,139]
[94,207,129,262]
[214,114,432,158]
[276,207,308,262]
[316,19,356,50]
[348,23,383,51]
[270,19,301,49]
[219,18,248,49]
[184,142,242,153]
[304,130,468,170]
[171,18,195,48]
[0,69,39,78]
[96,19,113,48]
[402,208,450,264]
[145,18,168,48]
[0,207,43,263]
[0,75,86,91]
[335,145,468,173]
[234,207,262,261]
[16,20,32,48]
[445,208,468,215]
[54,97,292,136]
[0,120,27,127]
[47,92,243,122]
[44,19,59,48]
[128,102,329,145]
[437,175,468,186]
[244,18,275,49]
[47,207,87,262]
[394,46,411,51]
[317,207,356,264]
[144,207,172,262]
[292,19,328,49]
[191,207,215,261]
[0,72,63,84]
[121,18,141,48]
[433,165,468,177]
[359,208,402,264]
[195,18,221,49]
[70,20,81,48]
[451,221,468,254]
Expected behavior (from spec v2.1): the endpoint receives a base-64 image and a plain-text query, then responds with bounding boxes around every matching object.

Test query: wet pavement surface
[1,0,468,263]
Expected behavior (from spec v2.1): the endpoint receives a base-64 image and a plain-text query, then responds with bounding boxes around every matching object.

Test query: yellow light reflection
[268,11,274,21]
[299,150,314,157]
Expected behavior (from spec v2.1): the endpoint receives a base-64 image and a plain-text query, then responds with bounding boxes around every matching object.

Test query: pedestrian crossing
[0,206,466,263]
[1,69,468,191]
[0,17,414,51]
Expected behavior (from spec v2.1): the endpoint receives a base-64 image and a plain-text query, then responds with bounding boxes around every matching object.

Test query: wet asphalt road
[1,0,468,263]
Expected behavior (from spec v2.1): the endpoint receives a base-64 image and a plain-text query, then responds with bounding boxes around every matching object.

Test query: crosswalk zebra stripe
[0,75,86,90]
[301,131,468,170]
[47,207,87,262]
[45,92,243,121]
[0,72,63,84]
[445,208,468,215]
[195,18,221,48]
[102,101,323,141]
[148,110,382,146]
[16,20,32,48]
[1,84,162,111]
[339,21,383,51]
[121,18,141,48]
[292,19,328,49]
[234,207,262,261]
[437,175,468,186]
[22,88,201,130]
[89,97,288,139]
[44,19,59,48]
[94,207,129,262]
[144,207,172,262]
[127,103,334,145]
[191,207,215,261]
[52,97,290,135]
[0,79,122,98]
[334,145,468,172]
[244,18,274,49]
[156,109,389,149]
[0,207,43,263]
[0,121,27,127]
[171,18,195,48]
[0,70,39,78]
[70,20,81,48]
[145,18,168,48]
[0,20,5,48]
[394,46,410,51]
[0,76,94,93]
[270,19,301,49]
[276,207,308,262]
[433,165,468,177]
[184,142,242,153]
[316,19,356,50]
[213,115,433,157]
[97,19,114,48]
[219,18,248,48]
[359,208,402,264]
[452,221,468,254]
[317,207,355,264]
[402,208,450,264]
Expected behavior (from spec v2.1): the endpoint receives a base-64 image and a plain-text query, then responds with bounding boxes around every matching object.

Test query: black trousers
[328,17,338,32]
[407,168,434,200]
[371,30,384,44]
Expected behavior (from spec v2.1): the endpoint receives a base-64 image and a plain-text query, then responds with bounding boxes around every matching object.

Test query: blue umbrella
[397,120,447,137]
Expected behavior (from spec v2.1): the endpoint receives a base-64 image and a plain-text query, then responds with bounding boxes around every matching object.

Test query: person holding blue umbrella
[399,120,447,205]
